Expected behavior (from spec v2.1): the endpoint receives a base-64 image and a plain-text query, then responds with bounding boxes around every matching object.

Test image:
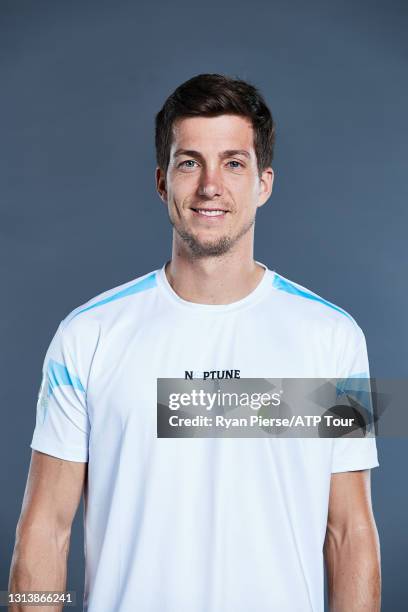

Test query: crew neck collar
[156,260,273,313]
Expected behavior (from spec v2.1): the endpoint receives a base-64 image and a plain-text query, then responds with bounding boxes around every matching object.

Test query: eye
[178,160,199,169]
[226,160,244,169]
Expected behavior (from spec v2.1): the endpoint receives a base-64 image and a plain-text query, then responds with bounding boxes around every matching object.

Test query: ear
[257,167,274,208]
[156,167,168,204]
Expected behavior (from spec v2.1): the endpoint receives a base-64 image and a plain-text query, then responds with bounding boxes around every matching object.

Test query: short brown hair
[155,73,276,175]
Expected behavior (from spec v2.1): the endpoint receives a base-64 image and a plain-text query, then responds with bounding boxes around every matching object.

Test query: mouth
[190,207,229,219]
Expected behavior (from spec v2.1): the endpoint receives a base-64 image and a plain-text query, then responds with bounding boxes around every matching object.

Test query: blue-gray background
[1,0,407,609]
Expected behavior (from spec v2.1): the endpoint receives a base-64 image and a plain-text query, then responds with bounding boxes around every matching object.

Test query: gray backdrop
[1,0,407,610]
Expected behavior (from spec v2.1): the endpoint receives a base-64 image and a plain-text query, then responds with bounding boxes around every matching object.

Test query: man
[9,73,381,611]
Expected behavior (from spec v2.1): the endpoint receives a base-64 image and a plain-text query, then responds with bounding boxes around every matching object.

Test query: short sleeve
[30,320,90,462]
[331,323,379,473]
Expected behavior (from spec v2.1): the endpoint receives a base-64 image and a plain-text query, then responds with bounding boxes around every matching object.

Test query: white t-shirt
[31,261,379,612]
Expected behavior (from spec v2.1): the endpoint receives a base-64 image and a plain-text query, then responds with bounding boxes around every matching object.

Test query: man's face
[156,114,273,258]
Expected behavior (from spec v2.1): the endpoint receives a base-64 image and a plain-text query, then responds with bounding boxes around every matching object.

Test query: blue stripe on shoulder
[48,359,85,394]
[69,271,157,320]
[336,371,370,397]
[42,360,85,423]
[272,273,354,321]
[335,372,372,415]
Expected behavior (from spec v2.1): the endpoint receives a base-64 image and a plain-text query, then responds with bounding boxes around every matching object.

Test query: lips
[193,209,226,217]
[190,207,229,217]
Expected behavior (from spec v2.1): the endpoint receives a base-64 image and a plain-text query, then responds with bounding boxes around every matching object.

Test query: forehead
[170,115,255,154]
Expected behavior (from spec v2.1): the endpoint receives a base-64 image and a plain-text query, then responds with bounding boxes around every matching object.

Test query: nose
[197,166,223,199]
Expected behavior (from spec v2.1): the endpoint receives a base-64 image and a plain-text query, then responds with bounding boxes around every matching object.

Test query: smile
[191,209,228,218]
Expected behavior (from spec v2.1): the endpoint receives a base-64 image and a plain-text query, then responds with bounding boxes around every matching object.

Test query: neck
[165,236,266,306]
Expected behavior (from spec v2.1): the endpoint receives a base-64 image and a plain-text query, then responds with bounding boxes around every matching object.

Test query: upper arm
[17,450,87,537]
[325,469,376,540]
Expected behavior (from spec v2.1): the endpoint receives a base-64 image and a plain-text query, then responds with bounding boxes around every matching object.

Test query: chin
[190,237,233,258]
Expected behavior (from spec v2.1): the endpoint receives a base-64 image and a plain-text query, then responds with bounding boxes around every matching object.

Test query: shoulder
[270,270,364,341]
[60,268,159,338]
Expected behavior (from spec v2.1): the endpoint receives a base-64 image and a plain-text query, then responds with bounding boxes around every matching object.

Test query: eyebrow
[173,148,251,160]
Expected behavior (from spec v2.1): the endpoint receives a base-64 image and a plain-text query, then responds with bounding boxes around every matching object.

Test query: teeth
[195,209,225,216]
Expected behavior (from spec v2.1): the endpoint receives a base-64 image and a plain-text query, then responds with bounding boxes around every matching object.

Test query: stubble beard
[169,211,256,258]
